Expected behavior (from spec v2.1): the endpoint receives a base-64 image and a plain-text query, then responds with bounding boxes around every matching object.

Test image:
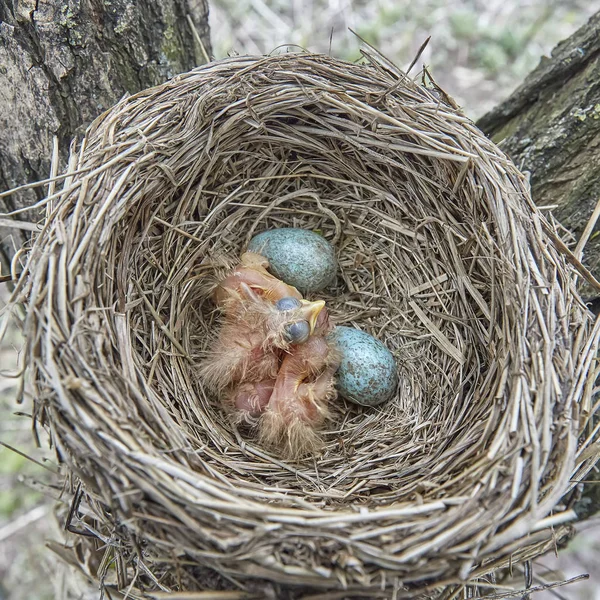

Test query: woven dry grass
[2,50,600,599]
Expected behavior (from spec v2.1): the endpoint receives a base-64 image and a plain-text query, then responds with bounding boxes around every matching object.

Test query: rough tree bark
[477,11,600,519]
[477,10,600,296]
[0,0,211,275]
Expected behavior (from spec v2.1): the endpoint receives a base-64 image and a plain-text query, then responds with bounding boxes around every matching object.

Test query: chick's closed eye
[275,297,302,311]
[284,320,310,343]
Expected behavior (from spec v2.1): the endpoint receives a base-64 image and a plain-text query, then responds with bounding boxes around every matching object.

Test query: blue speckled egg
[330,326,398,407]
[247,228,337,293]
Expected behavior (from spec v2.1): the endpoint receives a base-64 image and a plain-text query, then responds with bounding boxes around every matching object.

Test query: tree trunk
[477,11,600,519]
[477,10,600,295]
[0,0,211,276]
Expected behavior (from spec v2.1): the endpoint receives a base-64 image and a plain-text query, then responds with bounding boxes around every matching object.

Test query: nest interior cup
[10,51,600,598]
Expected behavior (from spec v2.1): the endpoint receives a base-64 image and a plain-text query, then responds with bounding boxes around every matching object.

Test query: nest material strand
[3,51,600,598]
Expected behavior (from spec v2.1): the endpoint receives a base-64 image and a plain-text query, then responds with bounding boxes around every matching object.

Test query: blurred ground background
[209,0,600,119]
[2,1,600,598]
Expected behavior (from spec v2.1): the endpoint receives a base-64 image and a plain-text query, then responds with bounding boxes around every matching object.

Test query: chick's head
[229,285,324,349]
[270,296,326,346]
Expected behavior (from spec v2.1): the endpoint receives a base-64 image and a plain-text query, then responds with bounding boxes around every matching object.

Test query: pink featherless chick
[200,252,326,422]
[259,304,341,459]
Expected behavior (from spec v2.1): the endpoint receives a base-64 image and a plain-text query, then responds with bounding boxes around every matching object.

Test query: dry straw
[2,50,600,599]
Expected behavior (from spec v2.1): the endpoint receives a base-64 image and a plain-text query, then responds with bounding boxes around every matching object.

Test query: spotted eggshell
[330,326,398,407]
[247,228,337,293]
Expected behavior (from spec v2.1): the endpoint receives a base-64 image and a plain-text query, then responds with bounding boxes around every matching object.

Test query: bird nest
[3,51,600,599]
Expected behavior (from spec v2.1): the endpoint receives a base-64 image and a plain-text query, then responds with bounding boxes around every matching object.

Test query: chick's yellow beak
[298,300,325,333]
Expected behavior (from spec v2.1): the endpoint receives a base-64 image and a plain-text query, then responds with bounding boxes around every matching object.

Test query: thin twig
[575,195,600,259]
[186,14,210,63]
[0,218,39,232]
[406,35,431,75]
[0,504,50,542]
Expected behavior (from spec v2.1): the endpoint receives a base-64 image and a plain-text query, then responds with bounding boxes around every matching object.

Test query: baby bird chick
[201,254,325,422]
[259,301,340,460]
[213,252,301,306]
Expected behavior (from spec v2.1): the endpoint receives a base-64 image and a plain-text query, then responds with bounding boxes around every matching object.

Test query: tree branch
[0,0,211,273]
